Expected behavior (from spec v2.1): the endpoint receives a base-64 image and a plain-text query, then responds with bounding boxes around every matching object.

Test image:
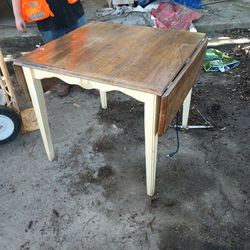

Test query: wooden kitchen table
[14,22,207,196]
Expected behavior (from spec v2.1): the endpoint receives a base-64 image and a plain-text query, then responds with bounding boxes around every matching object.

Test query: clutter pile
[203,48,240,72]
[96,5,153,26]
[96,6,134,17]
[151,2,203,30]
[96,0,204,30]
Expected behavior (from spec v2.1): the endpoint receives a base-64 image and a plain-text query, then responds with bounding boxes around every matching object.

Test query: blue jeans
[40,15,88,44]
[40,15,88,91]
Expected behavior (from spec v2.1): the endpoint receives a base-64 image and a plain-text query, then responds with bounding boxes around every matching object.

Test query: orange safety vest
[21,0,79,22]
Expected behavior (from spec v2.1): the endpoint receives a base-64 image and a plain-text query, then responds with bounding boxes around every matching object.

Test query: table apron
[31,68,155,103]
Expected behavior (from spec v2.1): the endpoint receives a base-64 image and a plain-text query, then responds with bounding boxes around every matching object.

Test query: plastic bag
[203,49,240,72]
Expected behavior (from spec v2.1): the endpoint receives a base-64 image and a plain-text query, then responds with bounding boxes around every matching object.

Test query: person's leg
[39,29,71,96]
[56,15,88,96]
[39,29,66,44]
[39,15,88,44]
[39,15,88,96]
[64,15,88,34]
[73,15,88,29]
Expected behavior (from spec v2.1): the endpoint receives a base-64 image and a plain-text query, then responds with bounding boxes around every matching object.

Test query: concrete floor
[1,59,250,249]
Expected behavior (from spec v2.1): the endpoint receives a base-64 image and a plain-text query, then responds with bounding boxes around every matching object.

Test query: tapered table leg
[182,88,192,128]
[100,90,107,109]
[144,94,159,196]
[23,67,54,161]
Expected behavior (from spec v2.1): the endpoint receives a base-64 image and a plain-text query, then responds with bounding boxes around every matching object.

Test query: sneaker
[57,83,71,97]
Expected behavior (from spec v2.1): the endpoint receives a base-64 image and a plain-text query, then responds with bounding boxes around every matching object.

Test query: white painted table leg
[99,90,107,109]
[23,67,54,161]
[182,88,192,128]
[144,94,159,196]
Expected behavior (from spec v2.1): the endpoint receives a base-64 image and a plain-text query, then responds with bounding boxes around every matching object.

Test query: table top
[15,22,206,96]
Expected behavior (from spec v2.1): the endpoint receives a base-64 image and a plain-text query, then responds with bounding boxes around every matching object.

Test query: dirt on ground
[0,29,250,250]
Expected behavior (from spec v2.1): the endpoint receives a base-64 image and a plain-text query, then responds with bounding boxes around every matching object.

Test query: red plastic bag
[151,2,203,30]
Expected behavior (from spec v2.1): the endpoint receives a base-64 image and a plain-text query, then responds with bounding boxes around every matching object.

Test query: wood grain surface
[15,22,206,96]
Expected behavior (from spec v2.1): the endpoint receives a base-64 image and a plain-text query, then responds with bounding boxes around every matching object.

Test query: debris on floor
[151,2,203,30]
[95,1,204,29]
[96,6,133,17]
[203,48,240,72]
[95,5,153,26]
